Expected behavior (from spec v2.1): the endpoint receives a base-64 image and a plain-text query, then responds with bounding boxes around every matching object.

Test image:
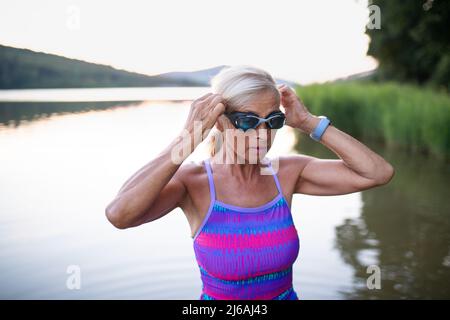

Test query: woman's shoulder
[268,154,314,176]
[176,155,313,178]
[269,154,313,166]
[174,159,208,183]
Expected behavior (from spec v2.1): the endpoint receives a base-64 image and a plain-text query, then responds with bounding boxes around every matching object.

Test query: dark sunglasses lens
[268,115,285,129]
[236,117,258,131]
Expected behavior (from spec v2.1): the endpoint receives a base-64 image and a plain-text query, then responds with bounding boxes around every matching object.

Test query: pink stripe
[195,225,298,249]
[200,263,293,281]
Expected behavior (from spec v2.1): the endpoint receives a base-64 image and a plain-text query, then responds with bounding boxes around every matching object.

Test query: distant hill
[330,70,377,83]
[0,45,202,89]
[0,44,297,89]
[159,65,227,86]
[159,65,297,87]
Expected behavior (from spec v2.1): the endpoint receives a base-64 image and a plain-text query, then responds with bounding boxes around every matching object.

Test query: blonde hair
[208,65,281,157]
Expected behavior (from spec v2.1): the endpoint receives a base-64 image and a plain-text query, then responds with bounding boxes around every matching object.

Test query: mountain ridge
[0,45,297,89]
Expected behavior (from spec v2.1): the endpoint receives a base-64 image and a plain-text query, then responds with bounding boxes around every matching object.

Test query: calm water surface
[0,88,449,299]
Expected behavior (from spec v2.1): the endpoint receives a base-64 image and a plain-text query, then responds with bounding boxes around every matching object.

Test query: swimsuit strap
[268,160,283,195]
[205,158,282,199]
[204,158,216,201]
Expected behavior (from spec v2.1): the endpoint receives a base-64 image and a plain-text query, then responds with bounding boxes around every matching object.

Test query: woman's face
[220,90,281,164]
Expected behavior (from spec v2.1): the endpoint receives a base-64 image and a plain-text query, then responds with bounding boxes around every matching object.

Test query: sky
[0,0,377,84]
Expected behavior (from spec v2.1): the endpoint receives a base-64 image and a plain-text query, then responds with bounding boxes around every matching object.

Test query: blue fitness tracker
[309,116,331,141]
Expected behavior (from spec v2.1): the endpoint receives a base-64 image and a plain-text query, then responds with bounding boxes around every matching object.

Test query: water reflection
[0,94,448,299]
[0,101,138,127]
[297,136,450,299]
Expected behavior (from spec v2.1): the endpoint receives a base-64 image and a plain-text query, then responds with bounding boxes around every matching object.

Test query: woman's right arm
[105,93,225,229]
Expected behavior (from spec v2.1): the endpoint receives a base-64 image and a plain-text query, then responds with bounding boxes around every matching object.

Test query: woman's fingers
[277,84,288,91]
[206,102,225,134]
[278,84,294,95]
[197,92,214,101]
[211,102,225,119]
[277,85,304,111]
[205,95,225,127]
[206,94,225,110]
[191,93,225,128]
[197,93,223,108]
[185,93,225,140]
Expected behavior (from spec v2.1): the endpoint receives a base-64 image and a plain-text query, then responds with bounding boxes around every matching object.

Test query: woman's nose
[256,126,271,140]
[257,121,269,130]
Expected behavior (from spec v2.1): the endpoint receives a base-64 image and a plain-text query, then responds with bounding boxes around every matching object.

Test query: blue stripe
[199,265,292,285]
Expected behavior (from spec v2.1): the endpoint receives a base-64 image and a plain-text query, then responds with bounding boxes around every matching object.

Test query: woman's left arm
[278,84,395,196]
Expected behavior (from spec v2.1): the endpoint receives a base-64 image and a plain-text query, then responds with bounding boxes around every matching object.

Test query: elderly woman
[105,65,395,300]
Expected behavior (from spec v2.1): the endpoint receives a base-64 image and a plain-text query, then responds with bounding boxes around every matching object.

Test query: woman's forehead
[239,100,280,115]
[239,104,280,115]
[240,92,279,111]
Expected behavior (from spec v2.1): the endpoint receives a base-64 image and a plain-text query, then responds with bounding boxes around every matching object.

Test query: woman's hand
[277,84,316,134]
[183,93,226,140]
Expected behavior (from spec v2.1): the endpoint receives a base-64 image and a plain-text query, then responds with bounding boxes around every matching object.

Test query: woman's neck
[210,152,271,180]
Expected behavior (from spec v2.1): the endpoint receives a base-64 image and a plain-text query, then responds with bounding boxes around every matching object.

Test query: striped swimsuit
[192,158,300,300]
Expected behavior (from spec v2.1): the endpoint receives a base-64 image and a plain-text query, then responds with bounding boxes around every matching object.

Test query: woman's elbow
[105,203,131,230]
[375,162,395,185]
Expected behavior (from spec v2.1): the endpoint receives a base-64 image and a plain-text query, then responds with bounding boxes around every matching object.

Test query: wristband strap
[309,116,331,141]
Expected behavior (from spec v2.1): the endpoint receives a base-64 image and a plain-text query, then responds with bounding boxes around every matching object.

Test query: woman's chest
[193,204,300,280]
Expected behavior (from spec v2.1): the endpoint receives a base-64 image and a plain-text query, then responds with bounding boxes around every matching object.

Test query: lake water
[0,88,449,299]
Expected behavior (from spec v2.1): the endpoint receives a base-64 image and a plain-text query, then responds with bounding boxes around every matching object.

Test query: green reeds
[295,81,450,160]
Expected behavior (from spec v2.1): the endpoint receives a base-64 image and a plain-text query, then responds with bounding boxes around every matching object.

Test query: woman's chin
[246,148,268,162]
[228,148,270,164]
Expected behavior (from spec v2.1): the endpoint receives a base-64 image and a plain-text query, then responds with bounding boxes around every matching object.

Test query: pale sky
[0,0,377,84]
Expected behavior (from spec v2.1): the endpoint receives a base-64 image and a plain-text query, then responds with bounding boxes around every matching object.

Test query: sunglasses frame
[224,110,286,131]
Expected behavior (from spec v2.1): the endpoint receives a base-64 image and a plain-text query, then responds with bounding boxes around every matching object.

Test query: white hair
[210,64,280,112]
[208,65,281,156]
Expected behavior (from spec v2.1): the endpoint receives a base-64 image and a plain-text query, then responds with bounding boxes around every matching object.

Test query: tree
[366,0,450,92]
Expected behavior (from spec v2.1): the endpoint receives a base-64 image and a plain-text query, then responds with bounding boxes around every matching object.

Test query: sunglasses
[225,110,286,132]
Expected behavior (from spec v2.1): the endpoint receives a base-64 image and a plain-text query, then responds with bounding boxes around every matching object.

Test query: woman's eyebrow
[264,109,281,117]
[240,107,258,114]
[241,108,280,117]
